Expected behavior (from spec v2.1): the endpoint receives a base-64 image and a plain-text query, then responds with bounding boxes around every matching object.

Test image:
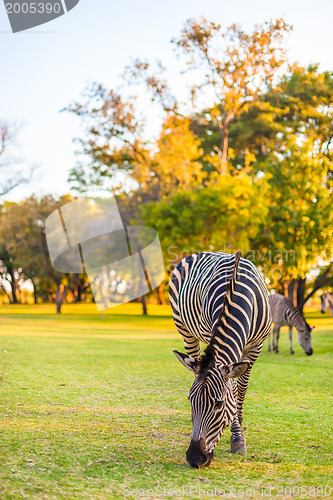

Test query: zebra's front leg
[230,347,262,454]
[230,368,251,454]
[289,326,294,354]
[230,404,246,454]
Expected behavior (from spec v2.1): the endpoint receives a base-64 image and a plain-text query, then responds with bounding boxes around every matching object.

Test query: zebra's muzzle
[186,438,213,468]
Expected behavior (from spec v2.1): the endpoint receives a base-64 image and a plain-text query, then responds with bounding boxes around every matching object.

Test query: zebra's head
[173,349,249,468]
[297,322,314,355]
[321,293,328,314]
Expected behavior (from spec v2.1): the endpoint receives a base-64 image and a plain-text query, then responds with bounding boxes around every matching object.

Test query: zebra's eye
[215,400,223,409]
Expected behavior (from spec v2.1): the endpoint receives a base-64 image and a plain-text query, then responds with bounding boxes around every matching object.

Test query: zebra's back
[269,293,292,326]
[169,252,271,353]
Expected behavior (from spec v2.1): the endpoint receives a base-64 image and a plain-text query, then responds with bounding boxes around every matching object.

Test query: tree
[0,196,77,313]
[192,64,333,305]
[0,245,22,303]
[66,88,205,198]
[151,114,205,192]
[65,19,333,309]
[301,261,333,308]
[131,18,291,175]
[67,18,292,192]
[139,175,269,274]
[0,122,33,197]
[249,139,333,308]
[193,64,333,178]
[65,83,150,192]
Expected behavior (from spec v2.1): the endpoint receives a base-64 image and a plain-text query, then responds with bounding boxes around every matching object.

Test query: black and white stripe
[321,293,333,317]
[169,252,271,468]
[268,293,314,355]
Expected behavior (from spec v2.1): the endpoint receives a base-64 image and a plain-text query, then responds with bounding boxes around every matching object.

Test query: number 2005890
[276,485,332,497]
[5,3,62,14]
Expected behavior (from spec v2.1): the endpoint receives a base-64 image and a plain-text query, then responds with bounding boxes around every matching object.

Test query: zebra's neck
[209,301,248,366]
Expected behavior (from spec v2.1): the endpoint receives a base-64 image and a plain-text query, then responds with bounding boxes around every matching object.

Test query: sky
[1,0,333,201]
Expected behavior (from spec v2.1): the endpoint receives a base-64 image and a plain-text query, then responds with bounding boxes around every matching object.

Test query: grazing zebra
[169,252,271,468]
[321,293,333,317]
[268,293,314,356]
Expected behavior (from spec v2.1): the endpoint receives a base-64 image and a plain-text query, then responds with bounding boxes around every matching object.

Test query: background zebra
[268,293,313,355]
[321,293,333,318]
[169,251,271,468]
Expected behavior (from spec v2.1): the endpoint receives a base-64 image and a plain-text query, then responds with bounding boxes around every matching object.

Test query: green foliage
[140,175,268,268]
[191,64,333,286]
[262,141,333,281]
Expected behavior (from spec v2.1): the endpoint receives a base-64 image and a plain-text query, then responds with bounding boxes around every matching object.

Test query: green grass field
[0,304,332,499]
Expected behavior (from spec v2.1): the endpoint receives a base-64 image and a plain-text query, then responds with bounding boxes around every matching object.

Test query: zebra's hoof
[231,440,247,454]
[290,351,295,355]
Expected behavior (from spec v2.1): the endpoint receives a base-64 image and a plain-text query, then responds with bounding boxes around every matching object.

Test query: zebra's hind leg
[289,326,294,354]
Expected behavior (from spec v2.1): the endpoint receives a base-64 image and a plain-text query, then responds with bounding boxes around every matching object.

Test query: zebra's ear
[172,349,200,374]
[219,360,250,379]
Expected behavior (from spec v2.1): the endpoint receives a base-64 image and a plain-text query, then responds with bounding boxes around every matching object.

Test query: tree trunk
[55,285,63,314]
[31,279,38,304]
[281,263,332,312]
[76,283,82,302]
[296,279,306,312]
[72,275,82,303]
[9,269,19,304]
[301,262,332,309]
[56,298,62,314]
[287,279,296,306]
[141,295,147,316]
[156,283,166,305]
[55,282,70,314]
[287,278,306,310]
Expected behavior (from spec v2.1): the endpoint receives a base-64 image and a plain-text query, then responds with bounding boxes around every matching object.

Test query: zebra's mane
[199,251,241,374]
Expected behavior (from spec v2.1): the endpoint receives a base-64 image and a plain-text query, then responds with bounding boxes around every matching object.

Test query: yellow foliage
[153,115,205,192]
